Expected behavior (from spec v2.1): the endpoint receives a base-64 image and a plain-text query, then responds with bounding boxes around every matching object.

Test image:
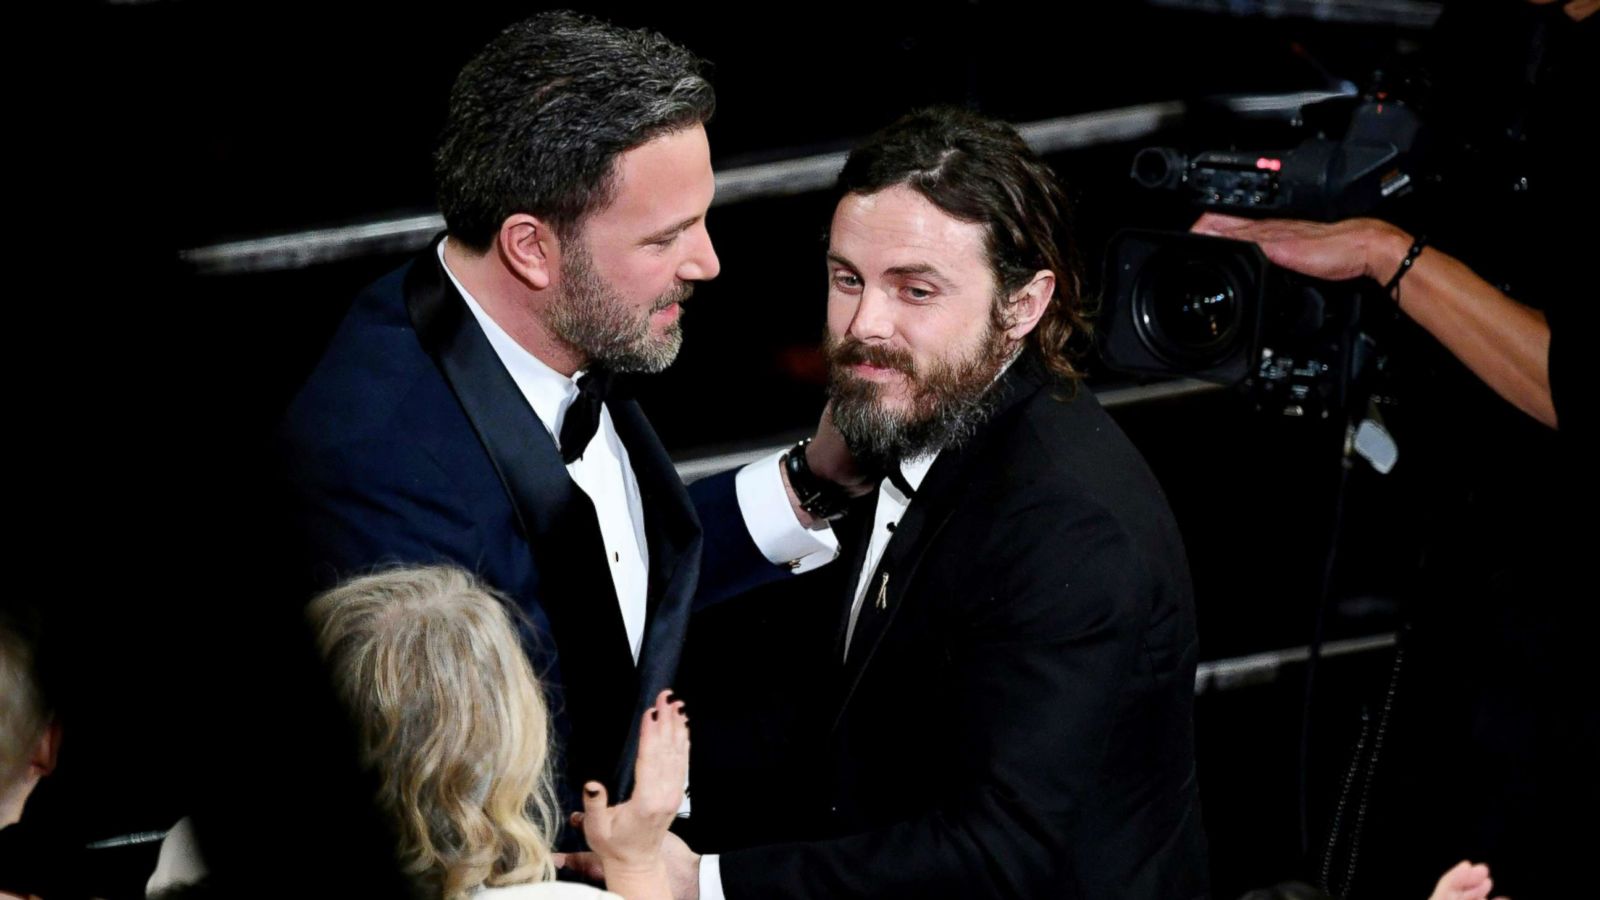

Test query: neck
[442,236,588,377]
[0,773,37,828]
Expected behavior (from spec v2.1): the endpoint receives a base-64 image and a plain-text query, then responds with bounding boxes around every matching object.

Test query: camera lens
[1130,147,1187,190]
[1133,252,1243,367]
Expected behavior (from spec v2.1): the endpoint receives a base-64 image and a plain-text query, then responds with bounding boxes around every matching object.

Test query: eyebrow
[884,263,949,282]
[640,215,701,244]
[827,251,952,285]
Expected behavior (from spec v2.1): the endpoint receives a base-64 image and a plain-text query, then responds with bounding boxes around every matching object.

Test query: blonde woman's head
[307,566,557,899]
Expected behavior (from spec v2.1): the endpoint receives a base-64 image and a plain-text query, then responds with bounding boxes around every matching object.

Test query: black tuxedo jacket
[278,237,778,809]
[718,353,1209,899]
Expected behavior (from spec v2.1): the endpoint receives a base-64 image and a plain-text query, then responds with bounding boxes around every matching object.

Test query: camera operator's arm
[1192,213,1557,429]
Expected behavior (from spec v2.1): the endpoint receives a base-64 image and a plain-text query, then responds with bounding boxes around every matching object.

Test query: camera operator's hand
[1191,212,1558,429]
[1190,213,1411,284]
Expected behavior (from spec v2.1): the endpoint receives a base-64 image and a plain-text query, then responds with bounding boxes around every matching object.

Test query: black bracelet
[783,438,852,522]
[1384,235,1428,298]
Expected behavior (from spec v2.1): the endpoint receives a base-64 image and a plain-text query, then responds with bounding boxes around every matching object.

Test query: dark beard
[824,323,1013,470]
[550,241,690,374]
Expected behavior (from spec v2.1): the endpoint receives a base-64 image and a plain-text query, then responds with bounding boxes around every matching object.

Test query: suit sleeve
[719,502,1162,899]
[280,437,488,595]
[687,467,800,609]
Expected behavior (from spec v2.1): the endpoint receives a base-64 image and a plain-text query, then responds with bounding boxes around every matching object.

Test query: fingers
[1430,861,1494,900]
[558,850,607,884]
[1437,860,1475,888]
[639,690,676,756]
[581,781,609,819]
[641,690,687,737]
[655,689,680,722]
[667,695,688,754]
[1191,212,1253,235]
[1563,0,1599,22]
[646,689,680,722]
[1193,212,1322,243]
[631,690,689,813]
[651,691,688,769]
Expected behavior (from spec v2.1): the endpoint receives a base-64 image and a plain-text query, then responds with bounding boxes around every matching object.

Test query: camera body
[1099,95,1419,418]
[1101,229,1375,419]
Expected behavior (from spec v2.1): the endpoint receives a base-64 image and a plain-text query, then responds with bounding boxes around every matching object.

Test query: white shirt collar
[436,238,584,440]
[897,454,936,494]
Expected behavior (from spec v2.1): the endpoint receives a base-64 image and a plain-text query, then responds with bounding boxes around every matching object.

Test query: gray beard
[550,244,686,374]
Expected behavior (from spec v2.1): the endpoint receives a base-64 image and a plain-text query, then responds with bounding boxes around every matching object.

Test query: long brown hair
[835,107,1090,385]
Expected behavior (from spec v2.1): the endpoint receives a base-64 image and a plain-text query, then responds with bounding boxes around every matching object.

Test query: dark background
[19,1,1469,896]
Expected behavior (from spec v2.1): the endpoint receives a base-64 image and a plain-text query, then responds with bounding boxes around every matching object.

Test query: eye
[832,271,863,292]
[902,285,935,302]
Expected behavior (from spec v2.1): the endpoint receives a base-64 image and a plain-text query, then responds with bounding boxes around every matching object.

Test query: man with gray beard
[663,107,1210,899]
[278,11,859,842]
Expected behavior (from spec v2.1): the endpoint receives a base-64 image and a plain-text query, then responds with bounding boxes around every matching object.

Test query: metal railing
[180,92,1354,277]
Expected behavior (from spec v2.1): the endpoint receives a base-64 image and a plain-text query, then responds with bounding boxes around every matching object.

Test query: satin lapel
[833,463,961,729]
[832,352,1056,727]
[828,491,881,664]
[606,394,703,784]
[404,237,633,671]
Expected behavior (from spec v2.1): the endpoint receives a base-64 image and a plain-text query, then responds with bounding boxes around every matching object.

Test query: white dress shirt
[443,243,652,660]
[842,453,936,657]
[440,241,838,659]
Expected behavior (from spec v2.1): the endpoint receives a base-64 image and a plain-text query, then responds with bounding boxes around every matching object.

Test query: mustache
[826,335,915,376]
[652,282,694,312]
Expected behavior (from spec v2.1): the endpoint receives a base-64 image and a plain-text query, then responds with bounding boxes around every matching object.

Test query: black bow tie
[559,368,615,464]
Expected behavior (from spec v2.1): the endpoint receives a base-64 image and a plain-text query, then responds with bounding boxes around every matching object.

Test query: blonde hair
[307,566,559,899]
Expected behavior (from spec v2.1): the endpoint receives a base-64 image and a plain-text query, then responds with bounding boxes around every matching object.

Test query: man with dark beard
[277,11,856,839]
[668,107,1210,899]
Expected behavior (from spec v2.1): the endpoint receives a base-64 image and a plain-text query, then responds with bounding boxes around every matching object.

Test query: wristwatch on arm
[782,438,853,522]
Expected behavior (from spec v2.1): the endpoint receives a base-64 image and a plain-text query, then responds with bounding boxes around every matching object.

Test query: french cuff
[734,449,839,574]
[699,853,726,900]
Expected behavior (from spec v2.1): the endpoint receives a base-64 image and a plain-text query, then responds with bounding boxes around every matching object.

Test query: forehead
[829,185,991,278]
[584,124,715,235]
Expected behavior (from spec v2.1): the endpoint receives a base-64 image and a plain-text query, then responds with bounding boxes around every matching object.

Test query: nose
[846,284,895,342]
[677,221,720,282]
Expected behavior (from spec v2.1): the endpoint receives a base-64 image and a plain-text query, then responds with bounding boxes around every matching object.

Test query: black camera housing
[1101,229,1375,419]
[1099,94,1418,417]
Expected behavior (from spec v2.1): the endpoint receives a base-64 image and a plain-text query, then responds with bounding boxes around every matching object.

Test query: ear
[496,213,560,291]
[1000,269,1055,341]
[31,720,61,777]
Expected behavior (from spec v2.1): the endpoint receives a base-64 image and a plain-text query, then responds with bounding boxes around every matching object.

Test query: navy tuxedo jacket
[279,237,777,808]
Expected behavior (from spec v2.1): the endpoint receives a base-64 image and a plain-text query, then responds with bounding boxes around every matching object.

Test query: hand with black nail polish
[564,689,689,900]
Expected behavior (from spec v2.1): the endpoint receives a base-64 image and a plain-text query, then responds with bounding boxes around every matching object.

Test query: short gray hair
[434,10,716,250]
